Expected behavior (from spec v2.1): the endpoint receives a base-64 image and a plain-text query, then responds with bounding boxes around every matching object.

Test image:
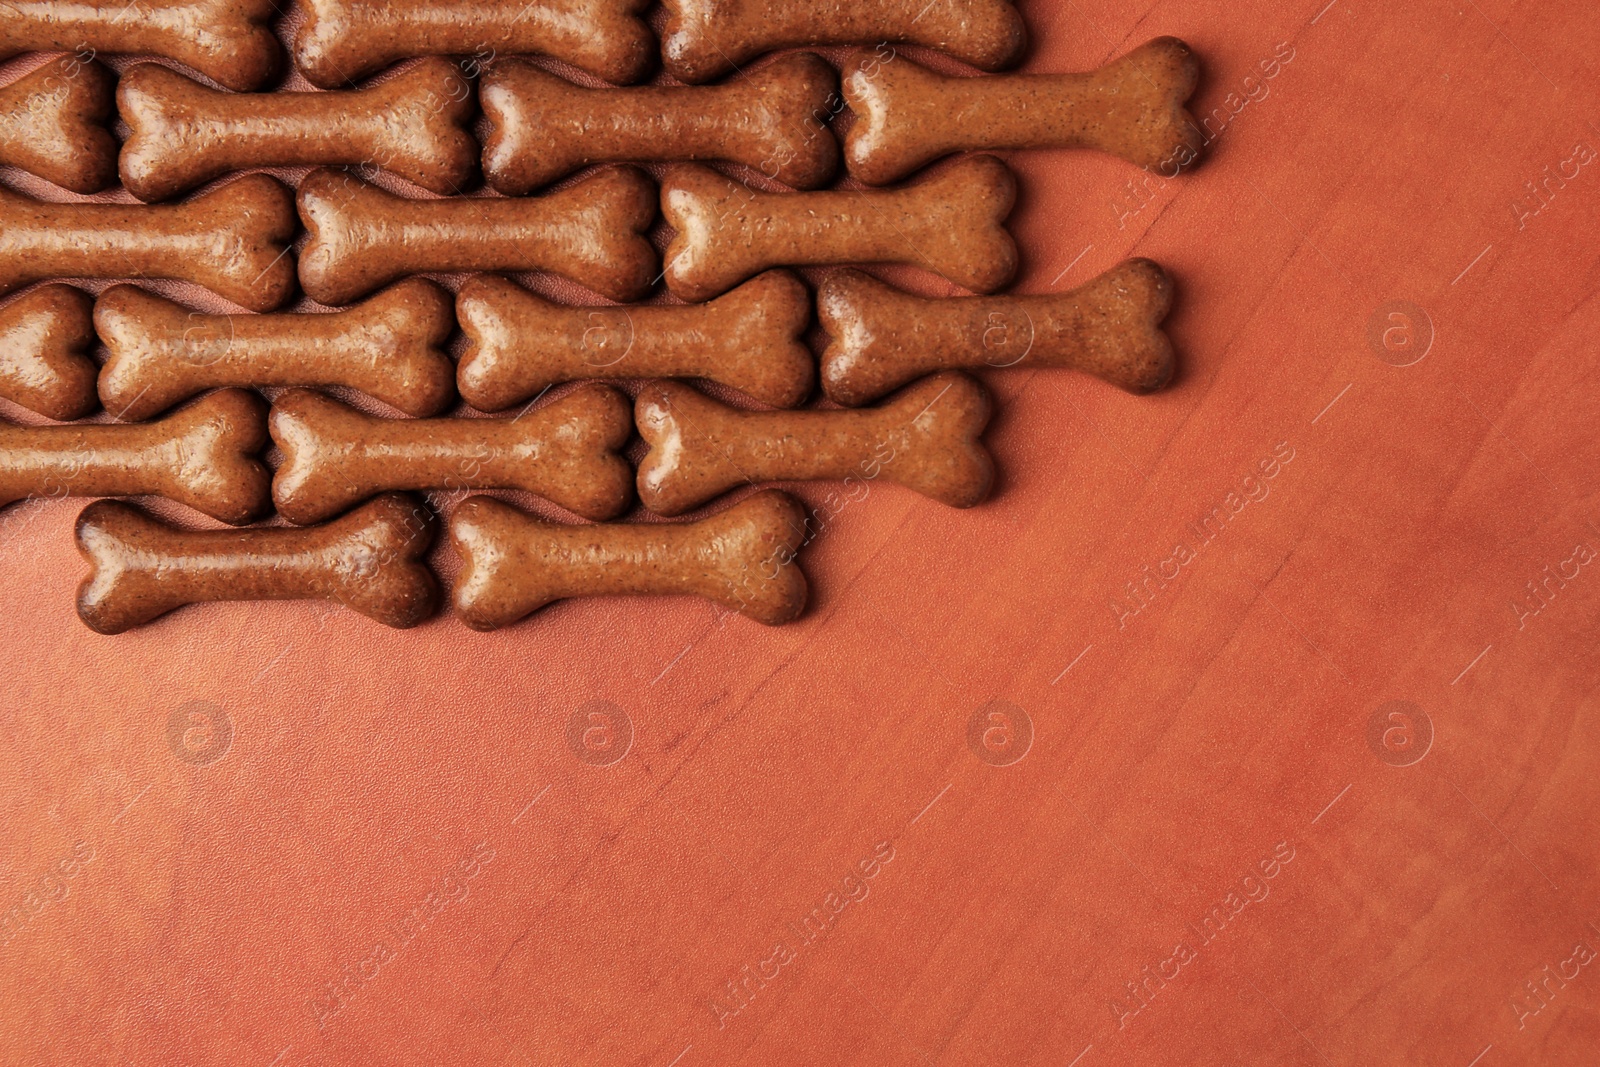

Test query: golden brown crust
[819,259,1177,406]
[449,489,809,629]
[635,371,993,515]
[75,492,439,633]
[456,270,814,411]
[0,55,117,193]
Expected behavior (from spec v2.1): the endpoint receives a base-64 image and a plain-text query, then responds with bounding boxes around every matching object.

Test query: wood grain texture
[2,1,1599,1065]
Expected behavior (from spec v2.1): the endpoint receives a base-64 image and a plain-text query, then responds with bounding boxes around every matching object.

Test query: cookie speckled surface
[0,54,116,194]
[0,284,98,421]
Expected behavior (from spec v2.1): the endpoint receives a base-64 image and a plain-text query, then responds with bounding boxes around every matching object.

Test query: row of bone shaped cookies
[0,37,1204,198]
[0,0,1028,93]
[1,259,1176,424]
[45,367,988,633]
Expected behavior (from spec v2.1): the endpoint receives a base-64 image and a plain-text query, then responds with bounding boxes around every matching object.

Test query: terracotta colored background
[2,0,1599,1064]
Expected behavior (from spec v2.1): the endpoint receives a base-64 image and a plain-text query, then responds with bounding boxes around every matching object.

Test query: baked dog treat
[456,271,813,411]
[661,155,1016,301]
[75,492,439,633]
[0,389,269,524]
[843,38,1205,184]
[0,286,99,421]
[450,488,808,629]
[661,0,1025,84]
[96,279,457,422]
[0,175,297,312]
[298,165,657,306]
[819,259,1176,405]
[0,55,117,193]
[118,58,478,202]
[270,384,633,525]
[294,0,653,89]
[635,371,992,515]
[481,53,839,195]
[0,0,280,92]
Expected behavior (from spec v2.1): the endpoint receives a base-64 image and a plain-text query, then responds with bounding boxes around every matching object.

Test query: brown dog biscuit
[96,279,457,422]
[297,165,658,306]
[449,488,808,629]
[294,0,654,89]
[75,492,439,633]
[481,53,839,195]
[0,388,270,524]
[0,55,117,193]
[661,155,1016,302]
[118,58,478,202]
[843,38,1205,185]
[0,174,298,312]
[661,0,1025,84]
[270,384,633,526]
[819,259,1176,406]
[635,371,992,515]
[0,0,280,92]
[0,285,99,421]
[456,271,813,412]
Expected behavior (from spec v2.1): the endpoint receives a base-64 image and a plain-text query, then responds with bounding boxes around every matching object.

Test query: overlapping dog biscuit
[482,53,839,194]
[0,175,298,312]
[0,286,98,421]
[819,259,1176,406]
[96,279,457,421]
[0,55,116,193]
[456,271,813,411]
[75,492,439,633]
[270,385,634,525]
[661,156,1016,301]
[294,0,653,88]
[118,58,478,202]
[449,488,809,629]
[635,372,993,515]
[843,38,1205,184]
[0,388,270,524]
[661,0,1026,84]
[297,165,657,306]
[0,0,280,91]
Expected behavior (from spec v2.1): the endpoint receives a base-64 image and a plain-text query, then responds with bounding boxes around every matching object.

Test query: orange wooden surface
[3,1,1600,1064]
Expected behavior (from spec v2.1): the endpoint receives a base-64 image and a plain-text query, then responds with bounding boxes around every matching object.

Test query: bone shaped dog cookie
[456,271,813,411]
[482,52,840,195]
[819,259,1176,406]
[270,385,634,526]
[0,0,280,91]
[0,55,117,193]
[294,0,654,89]
[843,38,1205,184]
[661,156,1016,302]
[118,58,478,202]
[635,372,993,515]
[298,165,658,306]
[0,175,298,312]
[0,388,269,524]
[75,493,440,634]
[96,279,457,422]
[0,286,99,421]
[450,489,809,629]
[661,0,1026,84]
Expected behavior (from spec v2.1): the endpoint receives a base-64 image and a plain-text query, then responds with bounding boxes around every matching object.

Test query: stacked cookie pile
[0,0,1203,634]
